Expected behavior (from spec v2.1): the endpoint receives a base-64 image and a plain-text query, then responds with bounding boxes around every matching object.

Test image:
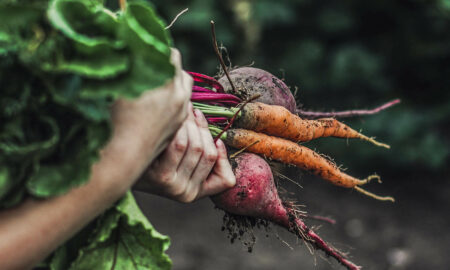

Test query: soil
[135,171,450,270]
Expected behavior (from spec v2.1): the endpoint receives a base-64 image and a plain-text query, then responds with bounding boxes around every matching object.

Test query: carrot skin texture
[225,129,367,188]
[237,102,386,146]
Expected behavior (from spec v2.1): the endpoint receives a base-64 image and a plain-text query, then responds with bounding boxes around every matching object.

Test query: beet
[211,153,360,270]
[218,67,297,113]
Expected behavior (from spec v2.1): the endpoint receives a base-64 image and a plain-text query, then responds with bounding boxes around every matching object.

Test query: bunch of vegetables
[188,23,399,269]
[1,0,175,269]
[191,66,397,269]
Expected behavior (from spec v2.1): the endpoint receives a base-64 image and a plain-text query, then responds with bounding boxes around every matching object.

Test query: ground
[135,169,450,270]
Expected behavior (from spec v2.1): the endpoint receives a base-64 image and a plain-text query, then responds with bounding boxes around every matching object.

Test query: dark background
[137,0,450,269]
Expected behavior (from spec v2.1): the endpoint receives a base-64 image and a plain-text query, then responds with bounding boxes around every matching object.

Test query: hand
[105,49,193,194]
[135,106,236,203]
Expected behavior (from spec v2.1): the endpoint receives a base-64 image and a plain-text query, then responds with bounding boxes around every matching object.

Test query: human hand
[103,49,193,194]
[135,106,236,203]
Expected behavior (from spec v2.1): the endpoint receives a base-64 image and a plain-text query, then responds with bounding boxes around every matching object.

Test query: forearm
[0,137,149,270]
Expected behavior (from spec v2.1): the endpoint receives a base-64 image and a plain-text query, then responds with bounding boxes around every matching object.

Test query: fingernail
[193,108,201,118]
[215,139,223,148]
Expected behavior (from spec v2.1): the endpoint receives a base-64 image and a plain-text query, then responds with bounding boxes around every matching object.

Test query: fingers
[176,109,204,181]
[189,110,218,186]
[139,103,235,203]
[197,139,236,198]
[171,48,192,123]
[150,121,188,181]
[170,48,183,73]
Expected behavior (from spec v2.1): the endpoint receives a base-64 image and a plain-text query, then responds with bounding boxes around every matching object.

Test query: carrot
[194,102,390,148]
[210,127,394,201]
[236,102,390,148]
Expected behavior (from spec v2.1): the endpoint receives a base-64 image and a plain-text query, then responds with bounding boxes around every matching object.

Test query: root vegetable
[211,153,361,270]
[219,67,297,113]
[236,102,389,148]
[217,128,374,189]
[195,102,389,148]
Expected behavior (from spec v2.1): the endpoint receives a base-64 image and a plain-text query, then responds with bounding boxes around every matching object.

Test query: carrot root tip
[354,186,395,202]
[361,135,390,149]
[361,174,381,185]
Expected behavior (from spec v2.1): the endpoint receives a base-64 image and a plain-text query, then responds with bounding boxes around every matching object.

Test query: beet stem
[297,99,401,119]
[188,71,225,92]
[292,217,361,270]
[192,85,215,93]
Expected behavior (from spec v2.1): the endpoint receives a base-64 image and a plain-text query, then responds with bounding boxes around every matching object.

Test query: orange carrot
[212,127,394,201]
[236,102,390,148]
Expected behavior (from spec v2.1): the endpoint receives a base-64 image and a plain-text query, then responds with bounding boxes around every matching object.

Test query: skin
[0,49,235,270]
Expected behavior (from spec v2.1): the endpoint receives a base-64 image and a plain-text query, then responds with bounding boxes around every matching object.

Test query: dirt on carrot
[236,102,390,148]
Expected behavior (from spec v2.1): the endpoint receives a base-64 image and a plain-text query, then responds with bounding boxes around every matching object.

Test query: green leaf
[122,1,172,55]
[49,192,171,270]
[80,1,174,99]
[0,116,59,160]
[0,166,13,200]
[0,185,26,208]
[26,121,110,197]
[47,0,124,52]
[0,161,32,207]
[43,51,130,79]
[0,4,43,55]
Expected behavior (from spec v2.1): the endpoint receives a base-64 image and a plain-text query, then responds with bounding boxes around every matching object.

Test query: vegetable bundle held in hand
[190,69,394,200]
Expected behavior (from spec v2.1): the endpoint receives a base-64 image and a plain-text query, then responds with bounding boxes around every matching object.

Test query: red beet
[218,67,297,113]
[211,153,360,270]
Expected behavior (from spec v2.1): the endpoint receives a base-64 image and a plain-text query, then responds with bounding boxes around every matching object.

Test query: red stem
[188,71,224,92]
[191,92,241,102]
[192,85,215,93]
[293,218,361,270]
[297,99,401,119]
[300,214,336,225]
[207,117,228,124]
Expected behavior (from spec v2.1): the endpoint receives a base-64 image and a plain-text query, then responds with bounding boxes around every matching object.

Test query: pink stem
[300,214,336,225]
[188,71,225,92]
[193,85,215,93]
[294,218,361,270]
[207,117,228,124]
[191,97,239,106]
[191,92,241,102]
[297,99,401,119]
[191,92,241,105]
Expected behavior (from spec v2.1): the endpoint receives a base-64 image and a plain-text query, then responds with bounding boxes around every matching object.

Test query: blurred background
[135,0,450,269]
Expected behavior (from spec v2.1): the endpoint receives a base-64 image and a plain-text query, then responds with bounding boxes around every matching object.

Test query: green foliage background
[152,0,450,185]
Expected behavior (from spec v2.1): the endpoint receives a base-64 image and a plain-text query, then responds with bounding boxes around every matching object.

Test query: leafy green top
[0,0,174,269]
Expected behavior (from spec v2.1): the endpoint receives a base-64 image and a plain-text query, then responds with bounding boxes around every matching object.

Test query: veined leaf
[47,0,124,53]
[123,1,172,55]
[80,1,174,99]
[62,192,171,270]
[42,49,130,79]
[26,121,109,197]
[0,116,59,160]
